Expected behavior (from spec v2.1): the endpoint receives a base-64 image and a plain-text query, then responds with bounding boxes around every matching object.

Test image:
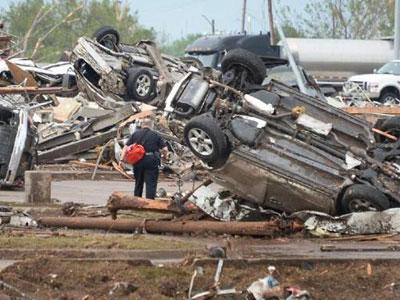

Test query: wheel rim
[348,198,379,212]
[135,74,151,96]
[188,128,214,156]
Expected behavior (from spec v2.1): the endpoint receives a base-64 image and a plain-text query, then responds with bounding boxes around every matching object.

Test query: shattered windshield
[186,52,218,68]
[377,61,400,75]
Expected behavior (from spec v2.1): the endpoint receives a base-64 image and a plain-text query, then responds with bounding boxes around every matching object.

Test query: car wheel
[126,68,156,102]
[340,184,390,214]
[379,92,400,105]
[184,115,230,168]
[93,26,120,49]
[221,49,266,88]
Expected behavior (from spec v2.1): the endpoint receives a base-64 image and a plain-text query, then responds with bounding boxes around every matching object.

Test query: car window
[186,52,218,68]
[377,61,400,75]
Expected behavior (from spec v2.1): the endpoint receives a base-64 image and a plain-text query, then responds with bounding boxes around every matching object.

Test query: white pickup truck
[346,60,400,104]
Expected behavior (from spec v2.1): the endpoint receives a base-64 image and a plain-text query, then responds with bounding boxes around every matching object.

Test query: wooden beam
[343,106,400,115]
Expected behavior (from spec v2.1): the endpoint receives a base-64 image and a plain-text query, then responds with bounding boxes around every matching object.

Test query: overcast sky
[0,0,309,41]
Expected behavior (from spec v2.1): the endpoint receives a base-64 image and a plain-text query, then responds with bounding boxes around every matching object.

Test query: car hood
[349,73,400,83]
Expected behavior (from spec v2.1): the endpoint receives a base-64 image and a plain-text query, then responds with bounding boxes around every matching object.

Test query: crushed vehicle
[69,27,400,215]
[70,26,189,110]
[0,58,77,96]
[166,55,400,215]
[0,97,33,187]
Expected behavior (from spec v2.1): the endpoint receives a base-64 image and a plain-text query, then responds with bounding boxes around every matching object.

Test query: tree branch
[31,4,83,59]
[21,6,53,55]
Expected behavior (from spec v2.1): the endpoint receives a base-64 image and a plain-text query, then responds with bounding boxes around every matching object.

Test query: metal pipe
[267,0,275,45]
[38,217,302,236]
[275,22,308,94]
[395,0,400,59]
[241,0,247,34]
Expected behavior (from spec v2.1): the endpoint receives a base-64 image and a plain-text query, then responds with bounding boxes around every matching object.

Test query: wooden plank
[343,106,400,115]
[5,60,38,87]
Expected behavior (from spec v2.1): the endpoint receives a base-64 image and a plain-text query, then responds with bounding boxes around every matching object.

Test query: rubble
[247,265,281,300]
[108,281,138,297]
[302,208,400,236]
[188,259,239,299]
[0,25,398,220]
[0,206,37,227]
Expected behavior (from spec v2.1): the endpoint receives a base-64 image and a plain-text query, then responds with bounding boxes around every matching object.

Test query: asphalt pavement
[0,179,197,205]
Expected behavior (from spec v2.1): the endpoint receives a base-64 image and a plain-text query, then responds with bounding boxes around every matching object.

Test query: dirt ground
[1,259,400,299]
[2,180,400,299]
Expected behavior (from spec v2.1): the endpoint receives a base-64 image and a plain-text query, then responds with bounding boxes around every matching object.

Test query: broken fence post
[25,170,52,203]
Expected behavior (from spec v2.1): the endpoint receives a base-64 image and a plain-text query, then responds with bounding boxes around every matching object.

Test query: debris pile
[1,25,400,231]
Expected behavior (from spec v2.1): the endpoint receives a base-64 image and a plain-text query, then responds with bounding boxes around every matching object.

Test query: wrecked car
[0,98,33,187]
[70,26,189,110]
[160,49,400,215]
[0,58,77,96]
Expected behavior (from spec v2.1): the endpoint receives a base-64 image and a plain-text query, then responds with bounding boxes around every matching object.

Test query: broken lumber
[343,106,400,115]
[38,217,302,236]
[111,161,133,180]
[372,128,398,141]
[0,86,76,95]
[70,160,113,171]
[107,192,198,218]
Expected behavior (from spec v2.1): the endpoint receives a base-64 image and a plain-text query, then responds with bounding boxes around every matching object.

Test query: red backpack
[123,130,149,165]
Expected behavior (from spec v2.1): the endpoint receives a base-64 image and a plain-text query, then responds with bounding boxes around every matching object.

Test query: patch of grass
[0,233,199,250]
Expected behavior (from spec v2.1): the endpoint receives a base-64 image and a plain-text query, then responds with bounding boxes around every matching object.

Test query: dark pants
[133,155,159,199]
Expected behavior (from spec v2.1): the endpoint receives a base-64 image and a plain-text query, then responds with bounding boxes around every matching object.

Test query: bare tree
[278,0,394,39]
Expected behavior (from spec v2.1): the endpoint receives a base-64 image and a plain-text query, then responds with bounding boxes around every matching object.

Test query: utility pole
[267,0,276,45]
[241,0,247,34]
[202,15,215,35]
[395,0,400,59]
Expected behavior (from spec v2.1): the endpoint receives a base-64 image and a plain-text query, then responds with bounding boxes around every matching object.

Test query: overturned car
[70,26,189,110]
[0,99,33,187]
[70,28,400,215]
[164,51,400,215]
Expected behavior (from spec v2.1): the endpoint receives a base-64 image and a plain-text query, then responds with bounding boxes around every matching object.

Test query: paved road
[0,180,197,205]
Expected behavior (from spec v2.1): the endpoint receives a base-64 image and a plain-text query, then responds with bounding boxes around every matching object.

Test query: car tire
[340,184,390,214]
[379,91,399,104]
[184,114,230,168]
[126,68,156,102]
[221,49,266,85]
[378,116,400,142]
[93,26,120,49]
